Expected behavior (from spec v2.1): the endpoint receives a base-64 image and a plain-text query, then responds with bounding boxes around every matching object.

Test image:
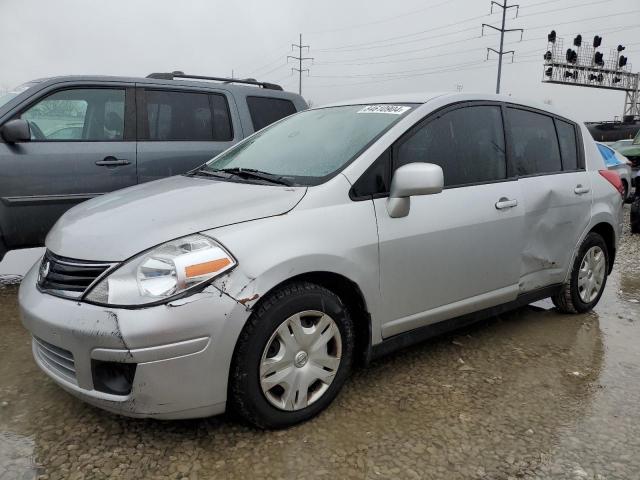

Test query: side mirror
[1,119,31,143]
[386,162,443,218]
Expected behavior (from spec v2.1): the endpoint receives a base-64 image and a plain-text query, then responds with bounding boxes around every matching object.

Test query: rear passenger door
[505,107,591,291]
[136,88,237,183]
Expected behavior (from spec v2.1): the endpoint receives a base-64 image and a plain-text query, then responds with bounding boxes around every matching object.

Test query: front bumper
[19,262,251,419]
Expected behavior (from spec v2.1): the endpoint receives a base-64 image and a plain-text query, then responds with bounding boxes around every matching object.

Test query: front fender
[205,195,382,341]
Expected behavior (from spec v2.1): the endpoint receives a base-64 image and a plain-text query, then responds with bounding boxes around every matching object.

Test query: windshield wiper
[210,168,293,186]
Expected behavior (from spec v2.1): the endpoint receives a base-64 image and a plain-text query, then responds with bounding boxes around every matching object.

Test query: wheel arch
[589,222,616,273]
[249,271,373,366]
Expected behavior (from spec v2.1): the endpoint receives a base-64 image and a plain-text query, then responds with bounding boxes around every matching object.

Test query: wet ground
[1,208,639,480]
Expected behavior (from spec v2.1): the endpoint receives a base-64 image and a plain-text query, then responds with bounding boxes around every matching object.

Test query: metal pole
[496,1,507,94]
[299,33,302,95]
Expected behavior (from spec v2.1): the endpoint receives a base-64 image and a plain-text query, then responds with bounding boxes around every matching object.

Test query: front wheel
[552,232,609,313]
[229,281,354,429]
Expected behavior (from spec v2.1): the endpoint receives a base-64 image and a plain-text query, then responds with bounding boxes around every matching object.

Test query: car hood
[46,175,307,261]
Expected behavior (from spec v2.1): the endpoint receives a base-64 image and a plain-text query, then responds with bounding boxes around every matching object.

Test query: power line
[314,23,639,68]
[287,34,313,95]
[306,0,453,35]
[483,1,523,94]
[314,12,497,52]
[518,0,620,19]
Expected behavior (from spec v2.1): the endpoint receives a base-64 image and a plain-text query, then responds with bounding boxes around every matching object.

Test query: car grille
[34,336,77,384]
[37,250,115,299]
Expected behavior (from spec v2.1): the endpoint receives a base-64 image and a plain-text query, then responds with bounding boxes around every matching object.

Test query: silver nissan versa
[19,93,624,428]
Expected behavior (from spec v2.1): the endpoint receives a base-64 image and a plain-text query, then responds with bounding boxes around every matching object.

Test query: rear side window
[507,108,562,176]
[394,105,507,187]
[247,96,297,131]
[556,120,579,171]
[21,88,125,141]
[143,90,232,141]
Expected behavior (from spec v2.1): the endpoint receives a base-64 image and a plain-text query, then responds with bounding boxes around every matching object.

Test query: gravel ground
[1,207,639,480]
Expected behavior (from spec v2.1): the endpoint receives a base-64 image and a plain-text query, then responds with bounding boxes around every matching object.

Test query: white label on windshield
[357,105,411,115]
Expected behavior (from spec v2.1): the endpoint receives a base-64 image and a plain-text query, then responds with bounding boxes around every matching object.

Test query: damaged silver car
[19,93,623,428]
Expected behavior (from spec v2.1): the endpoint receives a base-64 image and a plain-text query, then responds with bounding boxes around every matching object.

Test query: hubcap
[260,310,342,411]
[577,246,606,303]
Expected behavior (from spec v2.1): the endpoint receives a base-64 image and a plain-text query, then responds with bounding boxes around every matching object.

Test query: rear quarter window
[246,96,297,131]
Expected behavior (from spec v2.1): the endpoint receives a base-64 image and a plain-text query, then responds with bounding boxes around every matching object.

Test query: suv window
[555,119,579,171]
[394,105,507,187]
[507,108,562,176]
[143,90,232,141]
[247,96,297,131]
[21,88,125,141]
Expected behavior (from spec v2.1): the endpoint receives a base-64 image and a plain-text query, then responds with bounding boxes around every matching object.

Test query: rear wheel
[552,232,609,313]
[229,281,354,429]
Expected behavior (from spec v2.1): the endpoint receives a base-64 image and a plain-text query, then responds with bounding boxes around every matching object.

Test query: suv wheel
[552,232,609,313]
[230,281,354,429]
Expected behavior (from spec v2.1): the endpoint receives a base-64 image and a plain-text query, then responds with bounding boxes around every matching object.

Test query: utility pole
[482,1,523,94]
[288,33,313,96]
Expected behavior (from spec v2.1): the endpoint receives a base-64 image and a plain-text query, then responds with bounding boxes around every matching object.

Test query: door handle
[574,185,590,195]
[495,197,518,210]
[95,156,131,167]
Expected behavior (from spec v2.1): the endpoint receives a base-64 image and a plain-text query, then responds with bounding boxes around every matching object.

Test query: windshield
[199,104,415,185]
[0,81,40,109]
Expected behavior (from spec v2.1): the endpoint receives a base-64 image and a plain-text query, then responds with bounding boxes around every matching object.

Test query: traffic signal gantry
[542,31,639,119]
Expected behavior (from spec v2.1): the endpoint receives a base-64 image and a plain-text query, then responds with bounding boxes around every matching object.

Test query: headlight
[85,234,236,306]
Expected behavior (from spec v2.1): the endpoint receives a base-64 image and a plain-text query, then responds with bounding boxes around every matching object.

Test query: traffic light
[593,35,602,48]
[619,55,628,68]
[548,30,556,43]
[589,73,604,82]
[573,35,582,47]
[564,70,578,79]
[545,67,553,77]
[566,49,578,63]
[594,52,604,66]
[617,45,626,52]
[544,51,552,61]
[613,77,621,84]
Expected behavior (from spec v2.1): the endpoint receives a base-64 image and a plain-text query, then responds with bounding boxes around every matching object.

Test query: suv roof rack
[146,71,284,91]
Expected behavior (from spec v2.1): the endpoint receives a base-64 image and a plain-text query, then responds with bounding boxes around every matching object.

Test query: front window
[0,81,40,109]
[199,104,415,186]
[21,88,125,141]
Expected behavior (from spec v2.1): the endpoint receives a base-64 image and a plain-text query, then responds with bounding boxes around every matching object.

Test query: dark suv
[0,73,307,260]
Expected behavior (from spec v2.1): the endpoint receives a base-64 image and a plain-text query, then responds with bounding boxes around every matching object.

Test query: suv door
[369,103,524,338]
[505,107,592,291]
[0,85,136,249]
[136,87,237,183]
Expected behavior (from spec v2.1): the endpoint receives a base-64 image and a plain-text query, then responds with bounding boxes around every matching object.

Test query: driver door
[373,103,524,338]
[0,85,137,249]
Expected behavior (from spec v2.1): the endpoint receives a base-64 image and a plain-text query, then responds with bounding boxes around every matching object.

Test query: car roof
[321,92,576,121]
[25,75,302,99]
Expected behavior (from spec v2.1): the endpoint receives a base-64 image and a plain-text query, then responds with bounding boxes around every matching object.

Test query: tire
[631,197,640,234]
[552,232,609,314]
[622,181,630,203]
[229,281,354,429]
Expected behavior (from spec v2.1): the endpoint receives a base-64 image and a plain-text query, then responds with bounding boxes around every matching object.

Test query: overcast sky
[1,0,639,122]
